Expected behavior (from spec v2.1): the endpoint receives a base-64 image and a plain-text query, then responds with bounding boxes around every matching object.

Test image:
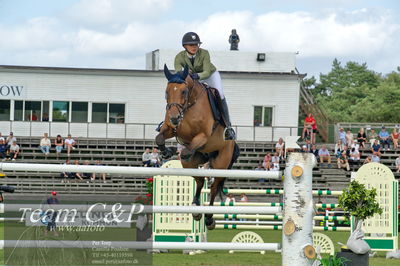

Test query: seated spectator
[0,132,4,142]
[342,145,350,158]
[345,130,354,148]
[271,152,280,165]
[334,140,344,157]
[301,145,309,153]
[240,193,248,203]
[310,145,319,160]
[371,139,381,157]
[363,156,372,164]
[142,148,152,167]
[271,162,280,171]
[396,155,400,173]
[54,135,63,158]
[368,129,378,147]
[349,147,361,170]
[337,151,350,171]
[318,145,331,167]
[225,194,235,204]
[275,138,285,158]
[379,126,390,150]
[60,159,74,183]
[5,132,17,152]
[72,160,84,182]
[150,148,161,167]
[92,160,107,183]
[39,133,51,156]
[338,128,346,146]
[0,139,6,161]
[371,154,381,163]
[81,160,94,182]
[391,128,399,150]
[64,134,76,156]
[9,141,20,161]
[357,128,367,149]
[262,153,271,170]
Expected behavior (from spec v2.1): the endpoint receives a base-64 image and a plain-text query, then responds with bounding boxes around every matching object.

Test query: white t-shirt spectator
[275,142,284,150]
[350,150,360,161]
[10,144,19,152]
[371,155,380,163]
[150,152,160,164]
[396,157,400,167]
[65,138,76,147]
[40,138,51,146]
[225,196,235,204]
[7,136,17,146]
[318,149,330,156]
[271,155,280,164]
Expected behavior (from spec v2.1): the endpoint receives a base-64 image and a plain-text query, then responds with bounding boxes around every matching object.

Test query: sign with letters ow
[0,85,26,99]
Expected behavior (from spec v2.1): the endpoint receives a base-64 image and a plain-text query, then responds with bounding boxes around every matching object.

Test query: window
[109,103,125,123]
[0,100,10,121]
[14,101,23,121]
[71,102,88,122]
[42,101,49,121]
[92,103,107,123]
[25,101,41,121]
[253,106,273,127]
[53,101,69,122]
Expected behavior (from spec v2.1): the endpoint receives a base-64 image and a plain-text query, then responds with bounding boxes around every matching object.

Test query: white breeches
[201,71,225,99]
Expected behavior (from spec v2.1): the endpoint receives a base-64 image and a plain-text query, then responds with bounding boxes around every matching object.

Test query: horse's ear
[164,64,173,81]
[182,64,189,79]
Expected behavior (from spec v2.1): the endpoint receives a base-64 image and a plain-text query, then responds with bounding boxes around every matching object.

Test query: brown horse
[155,65,239,229]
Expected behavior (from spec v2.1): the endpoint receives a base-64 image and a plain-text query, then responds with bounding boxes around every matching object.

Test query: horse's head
[163,64,191,127]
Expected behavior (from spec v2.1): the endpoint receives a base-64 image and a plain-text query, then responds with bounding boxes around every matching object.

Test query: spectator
[371,154,381,163]
[9,141,20,161]
[60,159,74,183]
[54,135,63,158]
[334,140,344,158]
[338,128,346,145]
[396,155,400,173]
[255,163,265,171]
[379,126,390,151]
[271,152,280,165]
[262,153,271,171]
[44,191,59,237]
[368,129,378,147]
[42,113,49,122]
[0,132,4,142]
[318,145,331,167]
[302,113,316,144]
[240,193,248,221]
[301,145,309,153]
[71,160,83,182]
[391,128,399,150]
[81,160,94,182]
[371,139,381,157]
[349,147,361,170]
[305,139,312,151]
[27,111,38,121]
[345,130,354,148]
[363,156,372,164]
[39,133,51,156]
[5,132,17,152]
[92,160,107,183]
[342,145,351,158]
[225,194,235,204]
[310,145,319,160]
[150,148,161,167]
[337,151,350,171]
[275,138,285,158]
[142,148,152,167]
[64,134,76,156]
[0,139,6,161]
[357,128,367,149]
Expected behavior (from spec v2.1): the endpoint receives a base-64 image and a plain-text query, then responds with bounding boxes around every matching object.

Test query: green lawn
[1,222,400,266]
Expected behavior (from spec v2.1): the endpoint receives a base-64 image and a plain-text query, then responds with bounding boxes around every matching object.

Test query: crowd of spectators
[60,159,107,183]
[0,132,20,161]
[38,132,77,157]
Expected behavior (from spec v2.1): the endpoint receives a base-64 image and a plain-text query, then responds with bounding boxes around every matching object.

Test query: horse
[155,64,239,230]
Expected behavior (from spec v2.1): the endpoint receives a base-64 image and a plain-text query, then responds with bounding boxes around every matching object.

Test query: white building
[0,50,303,141]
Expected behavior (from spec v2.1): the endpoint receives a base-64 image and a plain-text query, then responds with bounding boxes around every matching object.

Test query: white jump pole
[0,204,281,215]
[282,153,317,266]
[0,163,282,179]
[0,240,280,251]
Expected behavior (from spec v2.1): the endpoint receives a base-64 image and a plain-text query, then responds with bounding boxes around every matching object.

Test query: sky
[0,0,399,78]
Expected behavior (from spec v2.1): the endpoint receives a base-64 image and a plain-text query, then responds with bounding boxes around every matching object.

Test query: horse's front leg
[205,178,224,230]
[192,176,205,221]
[155,125,175,159]
[180,133,208,161]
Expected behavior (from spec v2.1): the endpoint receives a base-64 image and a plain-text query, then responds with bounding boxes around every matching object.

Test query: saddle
[201,83,225,127]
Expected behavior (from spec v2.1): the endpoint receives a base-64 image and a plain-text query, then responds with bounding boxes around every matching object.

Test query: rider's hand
[191,73,200,80]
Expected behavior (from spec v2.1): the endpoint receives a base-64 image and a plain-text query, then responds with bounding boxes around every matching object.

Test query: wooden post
[282,153,317,265]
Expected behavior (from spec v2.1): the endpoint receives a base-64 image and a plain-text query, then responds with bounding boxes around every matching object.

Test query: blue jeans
[40,146,50,154]
[56,146,63,153]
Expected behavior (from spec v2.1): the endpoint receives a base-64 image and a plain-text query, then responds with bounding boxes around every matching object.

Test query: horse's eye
[182,90,188,96]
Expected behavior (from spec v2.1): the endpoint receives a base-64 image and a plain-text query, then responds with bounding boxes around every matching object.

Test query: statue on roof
[228,29,240,51]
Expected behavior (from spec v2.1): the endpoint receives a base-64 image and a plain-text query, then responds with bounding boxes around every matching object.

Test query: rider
[174,32,236,140]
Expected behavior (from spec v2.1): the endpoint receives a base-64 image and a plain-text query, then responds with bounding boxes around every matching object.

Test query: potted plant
[134,177,153,241]
[336,180,383,265]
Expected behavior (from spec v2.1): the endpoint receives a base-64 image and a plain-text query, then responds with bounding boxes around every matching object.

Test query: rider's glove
[191,73,200,80]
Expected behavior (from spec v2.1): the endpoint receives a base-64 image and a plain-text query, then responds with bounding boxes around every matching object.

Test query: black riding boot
[221,98,236,140]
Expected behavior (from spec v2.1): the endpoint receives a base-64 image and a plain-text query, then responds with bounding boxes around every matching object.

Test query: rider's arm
[174,51,186,73]
[197,50,215,80]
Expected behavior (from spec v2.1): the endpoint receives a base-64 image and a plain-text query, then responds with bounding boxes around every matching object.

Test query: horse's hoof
[205,216,215,229]
[192,213,202,221]
[206,218,216,230]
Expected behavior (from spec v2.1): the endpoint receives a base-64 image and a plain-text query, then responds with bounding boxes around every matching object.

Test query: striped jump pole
[213,214,346,221]
[215,224,351,231]
[203,188,342,196]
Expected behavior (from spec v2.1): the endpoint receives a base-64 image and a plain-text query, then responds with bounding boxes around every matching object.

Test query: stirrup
[224,127,236,140]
